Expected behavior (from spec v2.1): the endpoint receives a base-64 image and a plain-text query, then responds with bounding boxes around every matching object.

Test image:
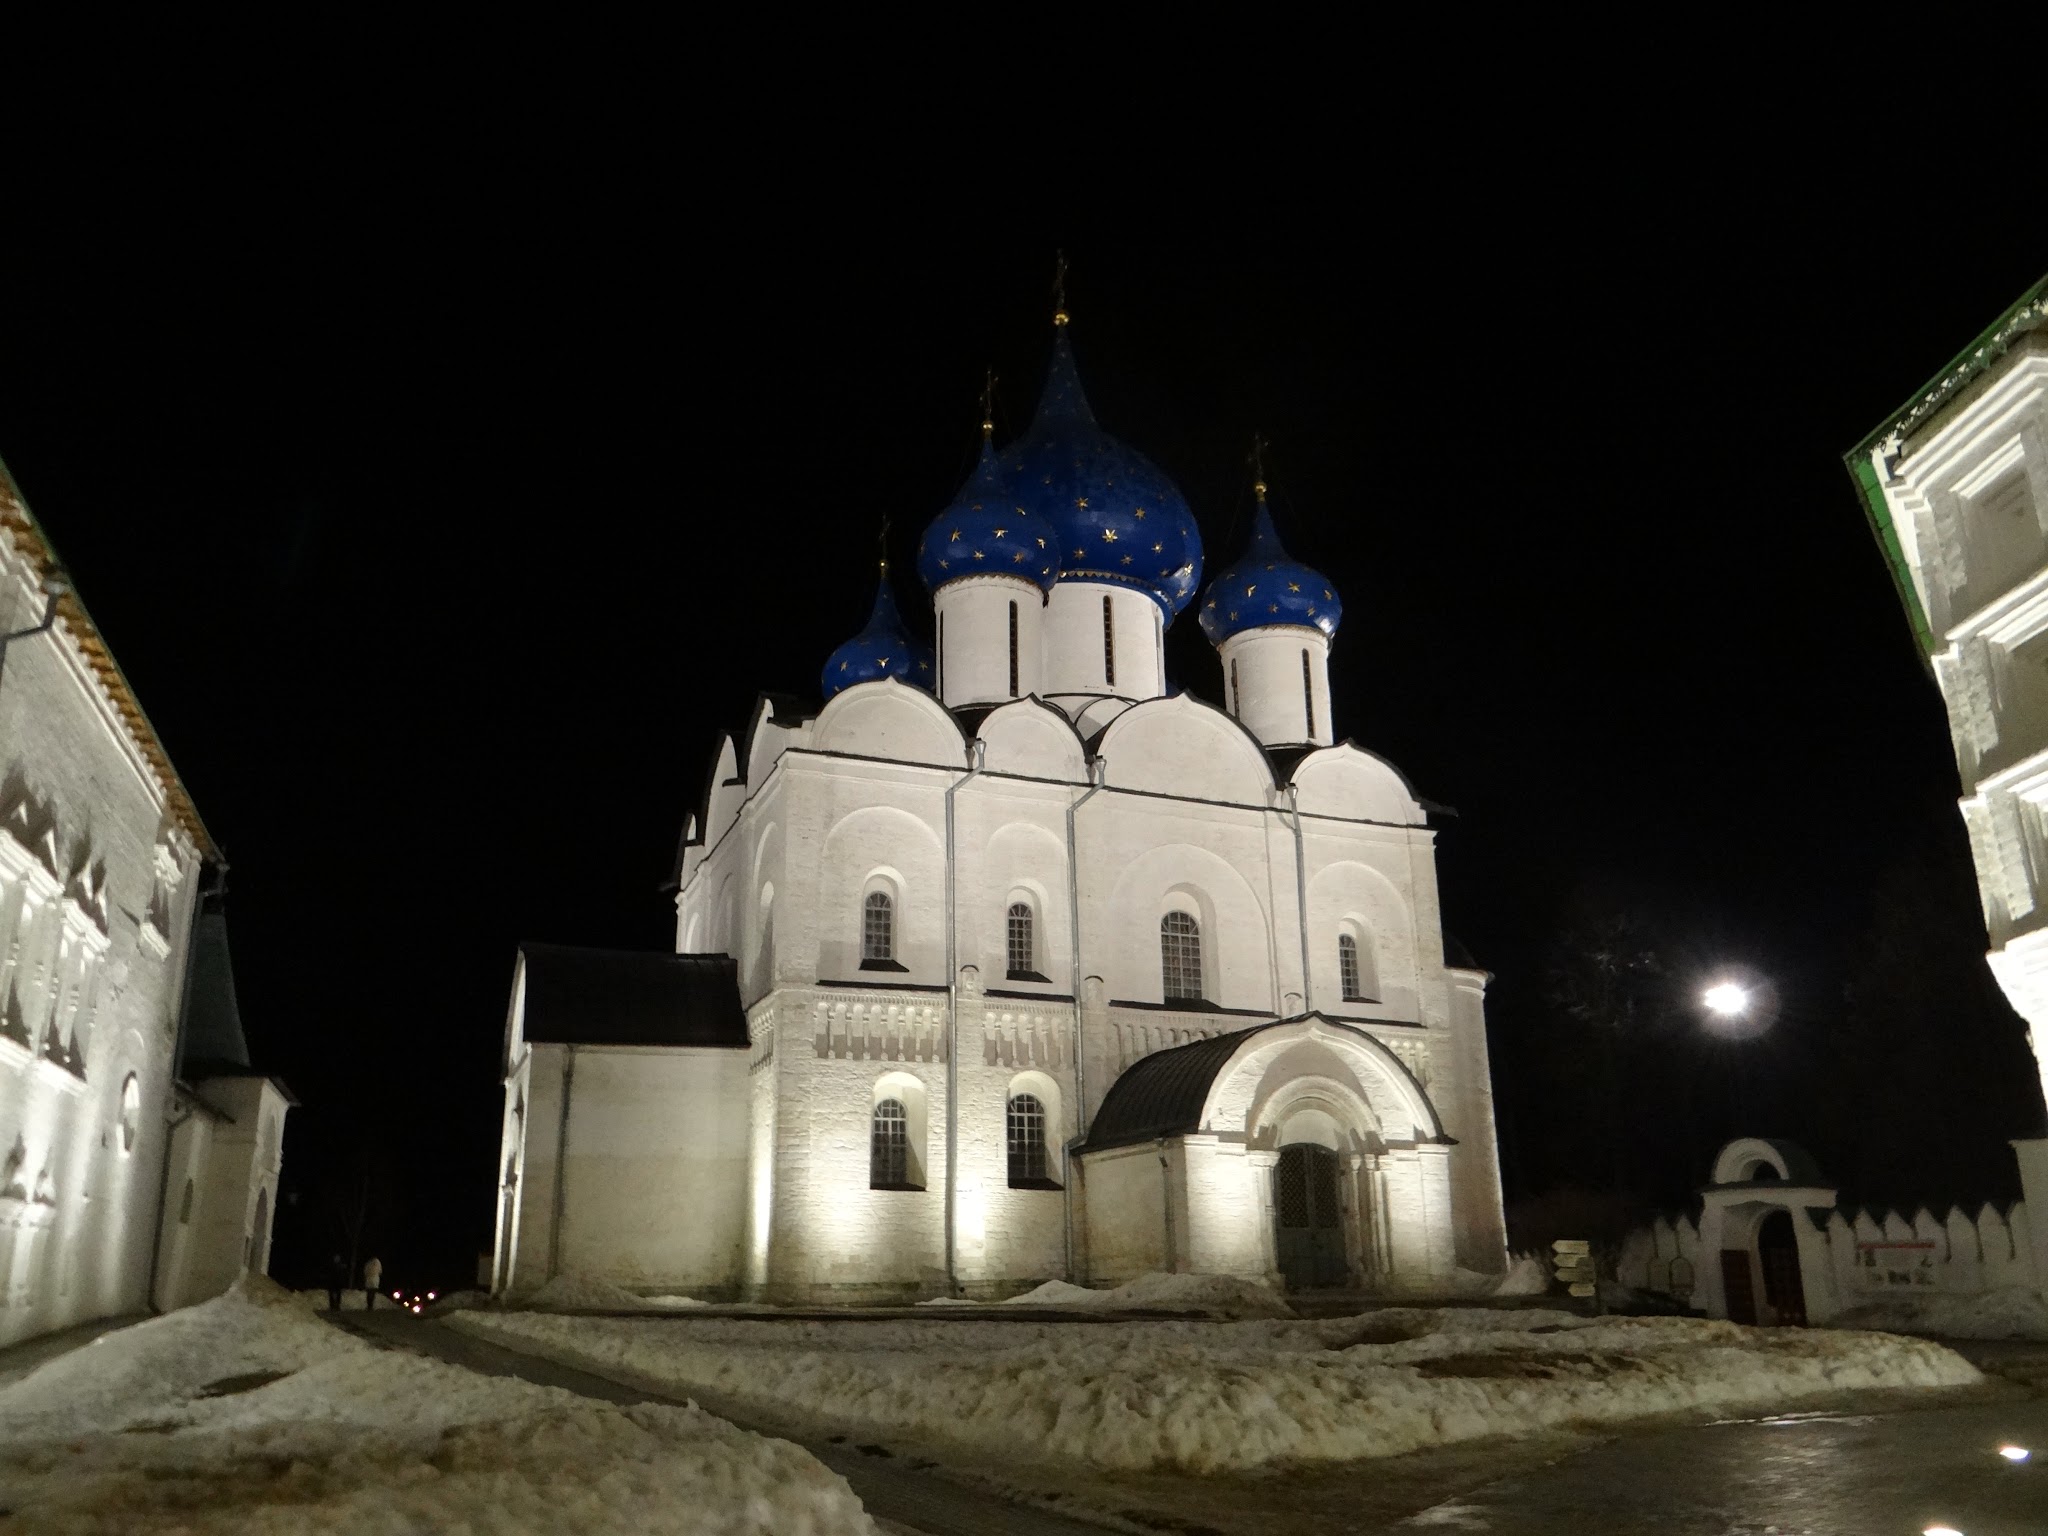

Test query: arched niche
[1103,842,1272,1010]
[1202,1020,1444,1148]
[1305,859,1417,1014]
[819,805,946,980]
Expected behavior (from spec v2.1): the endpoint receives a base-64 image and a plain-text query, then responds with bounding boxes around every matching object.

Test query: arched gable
[976,698,1087,782]
[1096,693,1274,804]
[813,678,966,769]
[1290,743,1425,825]
[1710,1137,1827,1187]
[701,737,744,858]
[1202,1018,1444,1146]
[744,696,813,789]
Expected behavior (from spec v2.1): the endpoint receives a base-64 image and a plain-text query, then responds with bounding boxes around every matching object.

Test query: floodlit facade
[493,314,1508,1302]
[0,461,290,1345]
[1850,271,2048,1299]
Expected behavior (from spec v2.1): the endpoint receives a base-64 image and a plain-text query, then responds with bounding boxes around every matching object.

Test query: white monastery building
[0,460,290,1345]
[1851,270,2048,1300]
[493,309,1508,1302]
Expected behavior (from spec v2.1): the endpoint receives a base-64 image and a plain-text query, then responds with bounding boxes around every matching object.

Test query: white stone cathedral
[491,309,1508,1303]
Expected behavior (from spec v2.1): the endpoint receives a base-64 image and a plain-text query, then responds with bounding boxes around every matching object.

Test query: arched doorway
[1757,1209,1806,1326]
[1275,1144,1347,1289]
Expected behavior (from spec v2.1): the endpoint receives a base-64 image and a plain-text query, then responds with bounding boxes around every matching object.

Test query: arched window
[1338,934,1364,1002]
[871,1098,911,1188]
[1007,902,1035,979]
[1160,911,1203,1003]
[861,891,894,966]
[1007,1092,1050,1186]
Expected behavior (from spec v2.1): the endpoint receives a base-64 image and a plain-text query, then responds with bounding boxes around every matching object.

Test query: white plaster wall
[1178,1136,1269,1279]
[1079,1142,1168,1284]
[550,1046,749,1294]
[1221,627,1332,748]
[160,1076,289,1310]
[0,526,207,1345]
[935,577,1043,707]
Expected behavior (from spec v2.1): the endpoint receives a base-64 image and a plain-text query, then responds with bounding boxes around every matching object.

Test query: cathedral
[490,303,1508,1303]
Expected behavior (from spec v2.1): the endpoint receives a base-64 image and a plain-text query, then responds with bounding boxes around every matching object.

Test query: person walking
[326,1253,345,1312]
[363,1255,383,1311]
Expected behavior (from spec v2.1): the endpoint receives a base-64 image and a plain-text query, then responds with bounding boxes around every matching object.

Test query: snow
[0,1277,876,1534]
[520,1273,711,1311]
[1831,1286,2048,1341]
[1491,1255,1552,1296]
[455,1303,1982,1476]
[984,1272,1293,1317]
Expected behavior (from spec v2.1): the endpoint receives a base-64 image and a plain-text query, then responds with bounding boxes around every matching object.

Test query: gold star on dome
[1012,551,1027,563]
[1102,528,1118,542]
[1228,610,1239,621]
[1133,508,1146,520]
[1074,547,1085,558]
[972,549,985,560]
[949,530,961,542]
[1244,583,1256,596]
[993,528,1006,538]
[1076,496,1090,509]
[1152,542,1162,553]
[938,558,950,569]
[1121,555,1132,565]
[1268,602,1278,613]
[1036,537,1046,549]
[877,656,891,667]
[839,661,849,672]
[917,660,930,672]
[1205,599,1216,609]
[1323,588,1332,598]
[1306,605,1317,616]
[1288,581,1300,592]
[1265,563,1276,571]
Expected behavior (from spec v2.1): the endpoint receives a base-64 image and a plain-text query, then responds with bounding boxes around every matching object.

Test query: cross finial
[981,369,997,438]
[1249,434,1269,501]
[1052,250,1070,327]
[877,513,892,574]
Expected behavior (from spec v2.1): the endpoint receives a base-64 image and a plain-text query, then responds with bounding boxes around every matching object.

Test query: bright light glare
[427,1291,436,1300]
[1704,983,1749,1016]
[1999,1444,2030,1462]
[1926,1526,1966,1535]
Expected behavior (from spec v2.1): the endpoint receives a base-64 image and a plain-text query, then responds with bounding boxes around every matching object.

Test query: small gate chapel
[490,299,1509,1302]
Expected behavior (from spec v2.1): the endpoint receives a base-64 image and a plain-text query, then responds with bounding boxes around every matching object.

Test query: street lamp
[1703,982,1749,1017]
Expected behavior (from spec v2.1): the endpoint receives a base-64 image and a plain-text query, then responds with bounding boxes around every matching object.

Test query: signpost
[1553,1239,1598,1307]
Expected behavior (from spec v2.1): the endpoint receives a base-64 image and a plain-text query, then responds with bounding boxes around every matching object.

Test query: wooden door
[1757,1210,1807,1326]
[1720,1248,1758,1325]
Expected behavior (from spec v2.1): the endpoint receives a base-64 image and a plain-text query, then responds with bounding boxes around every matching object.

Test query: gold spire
[981,368,997,439]
[1250,434,1270,501]
[1052,250,1070,327]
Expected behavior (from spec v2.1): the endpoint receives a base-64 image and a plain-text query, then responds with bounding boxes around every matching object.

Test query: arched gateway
[1074,1016,1457,1292]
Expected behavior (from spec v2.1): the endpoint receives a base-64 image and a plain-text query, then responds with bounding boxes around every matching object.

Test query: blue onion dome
[916,433,1060,593]
[1198,490,1343,645]
[821,562,935,699]
[996,326,1204,616]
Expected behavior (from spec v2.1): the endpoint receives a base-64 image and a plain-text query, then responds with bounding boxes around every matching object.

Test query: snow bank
[455,1304,1981,1476]
[1832,1287,2048,1342]
[520,1273,710,1312]
[990,1272,1292,1317]
[1492,1255,1552,1296]
[0,1276,874,1534]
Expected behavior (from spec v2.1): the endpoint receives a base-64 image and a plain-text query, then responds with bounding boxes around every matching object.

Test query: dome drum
[935,577,1044,707]
[1222,626,1333,749]
[1041,579,1165,702]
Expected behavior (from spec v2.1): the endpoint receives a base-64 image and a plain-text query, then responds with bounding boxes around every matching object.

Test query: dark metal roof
[518,944,747,1049]
[1082,1028,1263,1152]
[180,907,251,1076]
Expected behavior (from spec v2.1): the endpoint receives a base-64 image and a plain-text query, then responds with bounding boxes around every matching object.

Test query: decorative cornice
[0,461,218,858]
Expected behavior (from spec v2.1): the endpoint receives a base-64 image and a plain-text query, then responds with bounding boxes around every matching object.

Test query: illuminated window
[1338,934,1364,1001]
[1007,1093,1049,1186]
[1160,911,1203,1003]
[1103,596,1116,687]
[870,1099,910,1188]
[861,891,894,964]
[1006,902,1035,978]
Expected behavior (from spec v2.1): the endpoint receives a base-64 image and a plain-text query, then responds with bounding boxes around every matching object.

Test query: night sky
[5,184,2046,1287]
